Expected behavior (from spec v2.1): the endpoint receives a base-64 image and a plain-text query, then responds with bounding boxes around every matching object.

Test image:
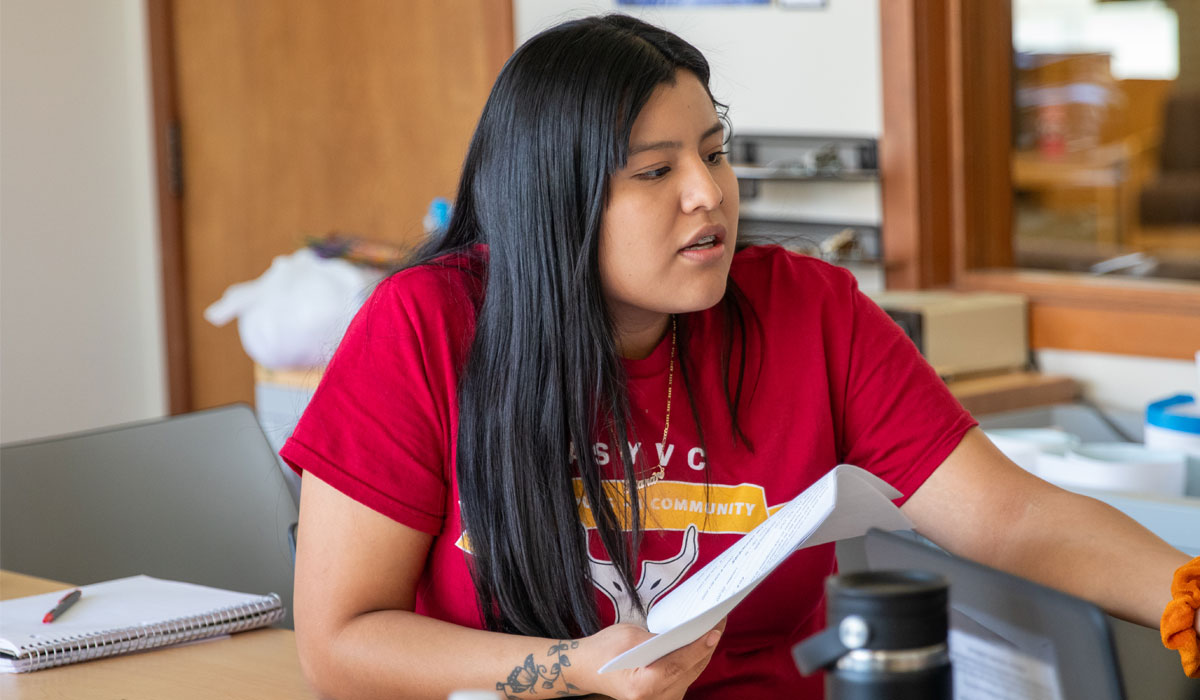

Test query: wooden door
[153,0,512,411]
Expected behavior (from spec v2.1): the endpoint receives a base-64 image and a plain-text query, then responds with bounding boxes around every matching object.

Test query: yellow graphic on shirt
[454,480,789,552]
[572,479,784,534]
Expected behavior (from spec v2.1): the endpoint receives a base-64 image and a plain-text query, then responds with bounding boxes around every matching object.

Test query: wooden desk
[0,570,314,699]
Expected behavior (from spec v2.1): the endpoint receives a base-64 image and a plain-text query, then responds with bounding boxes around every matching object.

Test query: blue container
[1145,394,1200,497]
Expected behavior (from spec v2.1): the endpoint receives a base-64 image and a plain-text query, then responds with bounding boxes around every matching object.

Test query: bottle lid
[1147,394,1200,435]
[793,570,948,675]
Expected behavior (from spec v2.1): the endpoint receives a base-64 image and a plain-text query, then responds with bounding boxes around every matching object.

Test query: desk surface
[0,570,314,699]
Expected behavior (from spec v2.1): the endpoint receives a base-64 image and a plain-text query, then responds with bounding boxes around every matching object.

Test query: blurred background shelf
[948,371,1081,417]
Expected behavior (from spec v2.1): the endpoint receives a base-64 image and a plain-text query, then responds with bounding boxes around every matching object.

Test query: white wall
[1037,350,1197,414]
[516,0,881,134]
[1,0,167,442]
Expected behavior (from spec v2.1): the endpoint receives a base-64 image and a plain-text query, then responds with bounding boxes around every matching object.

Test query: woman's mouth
[678,225,727,263]
[681,235,719,251]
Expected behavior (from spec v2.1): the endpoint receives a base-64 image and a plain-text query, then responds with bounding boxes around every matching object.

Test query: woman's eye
[636,166,671,180]
[707,150,728,165]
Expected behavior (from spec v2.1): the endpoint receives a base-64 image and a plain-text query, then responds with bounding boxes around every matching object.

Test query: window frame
[878,0,1200,360]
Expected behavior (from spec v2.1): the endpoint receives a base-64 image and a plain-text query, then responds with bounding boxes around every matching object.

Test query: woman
[284,15,1197,699]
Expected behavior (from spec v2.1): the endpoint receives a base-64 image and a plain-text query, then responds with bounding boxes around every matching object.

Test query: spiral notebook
[0,575,284,673]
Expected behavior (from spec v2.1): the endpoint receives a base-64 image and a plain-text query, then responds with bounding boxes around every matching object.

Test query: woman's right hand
[573,619,726,700]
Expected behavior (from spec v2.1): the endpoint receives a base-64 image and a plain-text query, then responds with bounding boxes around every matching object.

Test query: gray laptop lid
[865,529,1126,700]
[0,404,298,627]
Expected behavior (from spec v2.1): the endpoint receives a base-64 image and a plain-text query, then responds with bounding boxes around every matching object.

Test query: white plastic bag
[204,248,382,369]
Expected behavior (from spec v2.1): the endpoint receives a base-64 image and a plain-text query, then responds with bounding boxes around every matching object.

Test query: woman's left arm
[902,427,1193,630]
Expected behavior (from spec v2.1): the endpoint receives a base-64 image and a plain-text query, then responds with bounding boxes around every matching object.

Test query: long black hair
[408,14,755,638]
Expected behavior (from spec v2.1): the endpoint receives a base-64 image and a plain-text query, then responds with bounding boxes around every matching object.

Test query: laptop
[0,404,299,628]
[864,529,1126,700]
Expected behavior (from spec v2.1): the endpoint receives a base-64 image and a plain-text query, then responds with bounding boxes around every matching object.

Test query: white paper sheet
[950,630,1063,700]
[600,465,911,672]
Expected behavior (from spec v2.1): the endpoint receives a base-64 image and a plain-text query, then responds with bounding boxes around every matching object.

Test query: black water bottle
[792,570,951,700]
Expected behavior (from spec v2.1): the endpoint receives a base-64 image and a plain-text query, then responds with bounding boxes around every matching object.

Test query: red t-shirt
[281,245,976,698]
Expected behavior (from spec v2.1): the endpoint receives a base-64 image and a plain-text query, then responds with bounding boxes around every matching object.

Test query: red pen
[42,589,82,623]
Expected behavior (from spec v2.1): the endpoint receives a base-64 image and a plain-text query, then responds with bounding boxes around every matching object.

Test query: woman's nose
[680,159,724,213]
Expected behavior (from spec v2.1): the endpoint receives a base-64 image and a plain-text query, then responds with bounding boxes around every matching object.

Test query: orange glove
[1161,556,1200,678]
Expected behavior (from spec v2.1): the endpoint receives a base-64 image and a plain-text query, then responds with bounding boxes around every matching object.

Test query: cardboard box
[868,291,1028,378]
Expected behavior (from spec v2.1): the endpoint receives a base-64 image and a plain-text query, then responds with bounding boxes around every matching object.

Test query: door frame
[146,0,190,414]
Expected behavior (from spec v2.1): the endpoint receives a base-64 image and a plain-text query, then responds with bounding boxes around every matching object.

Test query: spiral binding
[9,593,283,672]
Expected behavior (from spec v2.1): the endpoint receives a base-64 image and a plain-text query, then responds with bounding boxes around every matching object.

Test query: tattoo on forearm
[496,640,581,698]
